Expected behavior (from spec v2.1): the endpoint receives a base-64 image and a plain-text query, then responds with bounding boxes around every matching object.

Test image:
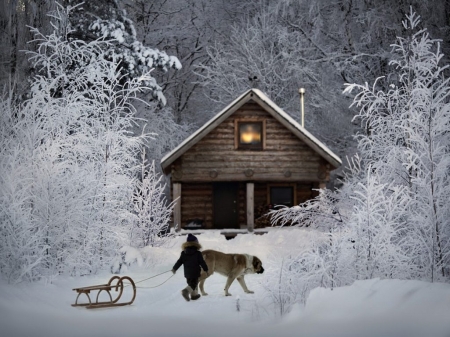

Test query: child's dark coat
[172,241,208,278]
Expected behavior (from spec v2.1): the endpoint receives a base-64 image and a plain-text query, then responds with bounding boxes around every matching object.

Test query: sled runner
[72,276,136,309]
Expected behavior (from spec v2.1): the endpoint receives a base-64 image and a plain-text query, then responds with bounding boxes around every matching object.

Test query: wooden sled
[72,276,136,309]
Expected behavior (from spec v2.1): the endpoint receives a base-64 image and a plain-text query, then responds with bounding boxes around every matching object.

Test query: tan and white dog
[199,249,264,296]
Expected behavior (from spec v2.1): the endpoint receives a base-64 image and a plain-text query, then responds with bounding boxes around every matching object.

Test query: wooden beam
[173,183,182,232]
[246,182,254,233]
[172,172,325,183]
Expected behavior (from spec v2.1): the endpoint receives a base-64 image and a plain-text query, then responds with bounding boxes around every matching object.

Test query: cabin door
[213,182,238,229]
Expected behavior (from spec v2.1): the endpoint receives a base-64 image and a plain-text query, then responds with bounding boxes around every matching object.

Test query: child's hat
[186,233,198,242]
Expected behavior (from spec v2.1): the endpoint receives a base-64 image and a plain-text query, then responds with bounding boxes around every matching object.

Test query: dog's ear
[253,257,261,270]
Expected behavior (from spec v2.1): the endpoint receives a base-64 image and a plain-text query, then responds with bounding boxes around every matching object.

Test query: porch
[172,181,320,232]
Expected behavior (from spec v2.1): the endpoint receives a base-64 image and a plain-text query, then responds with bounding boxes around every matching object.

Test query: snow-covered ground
[1,230,450,337]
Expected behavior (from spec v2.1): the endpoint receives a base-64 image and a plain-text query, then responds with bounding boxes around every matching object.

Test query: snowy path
[1,266,270,337]
[2,230,450,337]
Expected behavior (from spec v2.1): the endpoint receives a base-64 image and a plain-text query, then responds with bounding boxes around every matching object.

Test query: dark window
[270,186,294,207]
[238,122,263,150]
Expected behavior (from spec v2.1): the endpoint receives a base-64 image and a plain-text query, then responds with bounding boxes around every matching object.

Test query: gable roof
[161,89,342,172]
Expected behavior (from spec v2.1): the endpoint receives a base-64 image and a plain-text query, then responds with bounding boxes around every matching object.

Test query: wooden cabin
[161,89,341,232]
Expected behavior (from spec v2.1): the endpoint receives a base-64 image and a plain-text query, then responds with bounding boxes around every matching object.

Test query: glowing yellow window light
[239,122,262,145]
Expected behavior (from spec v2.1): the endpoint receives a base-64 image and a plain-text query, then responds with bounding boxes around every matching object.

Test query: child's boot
[181,286,193,301]
[191,288,201,301]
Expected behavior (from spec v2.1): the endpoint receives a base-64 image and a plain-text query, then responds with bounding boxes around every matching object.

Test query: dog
[198,249,264,296]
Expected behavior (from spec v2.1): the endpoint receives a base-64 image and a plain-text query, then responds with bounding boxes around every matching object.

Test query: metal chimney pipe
[299,88,305,128]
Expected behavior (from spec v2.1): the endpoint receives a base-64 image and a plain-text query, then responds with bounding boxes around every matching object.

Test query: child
[172,233,209,301]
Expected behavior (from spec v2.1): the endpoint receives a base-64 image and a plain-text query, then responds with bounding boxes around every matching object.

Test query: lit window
[238,122,263,150]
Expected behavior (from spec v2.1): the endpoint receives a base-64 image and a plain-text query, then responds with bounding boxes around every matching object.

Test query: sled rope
[123,270,174,289]
[134,274,174,289]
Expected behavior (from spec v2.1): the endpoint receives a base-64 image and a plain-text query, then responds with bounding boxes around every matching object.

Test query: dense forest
[2,0,449,160]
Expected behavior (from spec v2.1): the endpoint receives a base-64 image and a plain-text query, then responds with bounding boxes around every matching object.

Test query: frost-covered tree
[0,6,162,282]
[344,9,450,280]
[196,9,310,109]
[270,9,450,291]
[260,229,332,316]
[267,158,415,313]
[130,152,175,248]
[348,169,413,280]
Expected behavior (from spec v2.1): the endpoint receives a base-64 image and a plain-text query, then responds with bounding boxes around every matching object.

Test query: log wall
[179,183,213,229]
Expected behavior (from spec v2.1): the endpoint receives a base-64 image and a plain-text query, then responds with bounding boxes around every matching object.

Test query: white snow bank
[283,277,450,337]
[2,274,449,337]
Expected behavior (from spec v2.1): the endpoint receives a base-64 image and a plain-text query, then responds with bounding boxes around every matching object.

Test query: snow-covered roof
[161,88,342,171]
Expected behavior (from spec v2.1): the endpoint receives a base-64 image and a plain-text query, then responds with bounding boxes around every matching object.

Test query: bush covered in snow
[269,9,450,311]
[0,6,174,283]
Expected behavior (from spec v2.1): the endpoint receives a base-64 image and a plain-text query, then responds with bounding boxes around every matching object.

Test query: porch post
[246,182,254,232]
[173,183,182,232]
